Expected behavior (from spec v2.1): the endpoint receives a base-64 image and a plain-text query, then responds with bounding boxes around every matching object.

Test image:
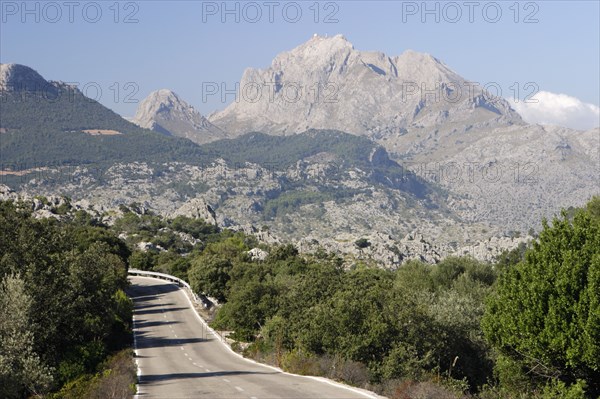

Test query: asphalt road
[128,276,382,399]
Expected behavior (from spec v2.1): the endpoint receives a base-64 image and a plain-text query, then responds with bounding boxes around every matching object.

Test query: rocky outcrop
[133,89,225,144]
[171,197,218,225]
[455,235,532,262]
[248,248,269,261]
[0,63,55,93]
[0,184,95,220]
[203,36,598,235]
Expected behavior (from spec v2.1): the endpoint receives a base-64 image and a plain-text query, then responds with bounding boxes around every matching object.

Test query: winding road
[128,276,383,399]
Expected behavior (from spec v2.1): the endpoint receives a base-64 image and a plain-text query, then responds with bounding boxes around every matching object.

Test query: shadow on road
[136,335,207,349]
[134,306,188,315]
[134,319,182,329]
[134,302,176,310]
[126,279,181,299]
[140,370,280,383]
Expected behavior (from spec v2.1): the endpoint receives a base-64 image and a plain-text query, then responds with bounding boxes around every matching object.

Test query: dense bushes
[0,200,132,397]
[49,349,136,399]
[483,198,600,398]
[3,195,596,398]
[203,244,498,396]
[187,198,599,398]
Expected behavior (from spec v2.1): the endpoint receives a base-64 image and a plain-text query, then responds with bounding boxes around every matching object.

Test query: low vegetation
[0,201,135,398]
[1,196,598,398]
[115,197,600,398]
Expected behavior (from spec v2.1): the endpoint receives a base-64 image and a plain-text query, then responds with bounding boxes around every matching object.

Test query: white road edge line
[132,314,142,399]
[132,275,383,399]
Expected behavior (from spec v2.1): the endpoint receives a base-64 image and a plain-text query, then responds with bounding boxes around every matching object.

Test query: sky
[1,0,599,129]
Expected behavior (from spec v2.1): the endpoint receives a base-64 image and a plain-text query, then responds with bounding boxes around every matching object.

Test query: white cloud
[507,91,600,131]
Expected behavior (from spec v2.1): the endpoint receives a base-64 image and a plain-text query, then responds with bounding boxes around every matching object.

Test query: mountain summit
[203,35,595,233]
[133,89,223,144]
[209,34,522,138]
[0,63,56,93]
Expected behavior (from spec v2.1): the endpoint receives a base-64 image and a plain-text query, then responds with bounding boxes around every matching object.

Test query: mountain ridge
[1,42,597,266]
[133,89,224,144]
[208,34,523,138]
[0,64,210,167]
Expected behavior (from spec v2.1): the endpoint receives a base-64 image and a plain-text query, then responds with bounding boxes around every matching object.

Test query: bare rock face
[171,197,218,225]
[209,34,522,138]
[133,89,225,144]
[0,63,54,92]
[248,248,269,261]
[204,35,598,236]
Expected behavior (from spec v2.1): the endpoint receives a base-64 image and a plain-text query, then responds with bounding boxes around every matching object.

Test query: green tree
[189,255,233,302]
[354,238,371,250]
[0,200,131,396]
[483,204,600,397]
[585,195,600,220]
[0,274,53,398]
[297,268,396,368]
[128,250,157,270]
[212,276,279,341]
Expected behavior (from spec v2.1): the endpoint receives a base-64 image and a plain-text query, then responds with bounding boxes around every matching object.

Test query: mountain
[2,53,597,266]
[1,63,463,266]
[209,34,522,138]
[133,89,225,144]
[8,128,472,266]
[202,35,597,232]
[0,64,209,168]
[0,63,55,93]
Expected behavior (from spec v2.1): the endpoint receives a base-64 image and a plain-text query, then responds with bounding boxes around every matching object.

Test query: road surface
[128,276,382,399]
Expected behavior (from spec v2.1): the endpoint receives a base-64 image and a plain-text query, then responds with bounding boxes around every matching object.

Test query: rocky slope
[2,47,597,267]
[209,34,522,138]
[133,89,224,144]
[204,35,598,233]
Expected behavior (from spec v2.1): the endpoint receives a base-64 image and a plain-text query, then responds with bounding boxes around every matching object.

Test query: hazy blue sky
[1,0,599,125]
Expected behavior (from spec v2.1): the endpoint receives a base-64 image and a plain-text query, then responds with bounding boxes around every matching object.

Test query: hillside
[204,35,598,233]
[2,60,591,265]
[0,64,209,167]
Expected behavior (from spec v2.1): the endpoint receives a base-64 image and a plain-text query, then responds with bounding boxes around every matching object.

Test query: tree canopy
[483,197,600,397]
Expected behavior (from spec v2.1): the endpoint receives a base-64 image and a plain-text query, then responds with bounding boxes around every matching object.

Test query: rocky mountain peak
[134,89,192,127]
[133,89,224,144]
[0,63,53,92]
[278,33,354,61]
[209,34,522,139]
